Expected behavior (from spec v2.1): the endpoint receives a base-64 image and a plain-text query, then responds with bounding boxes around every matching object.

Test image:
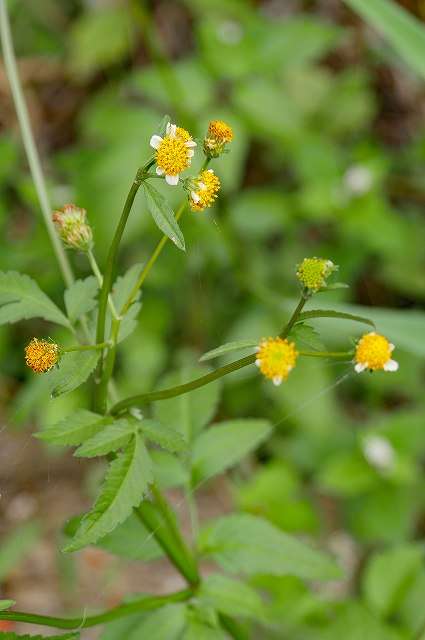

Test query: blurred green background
[1,0,425,638]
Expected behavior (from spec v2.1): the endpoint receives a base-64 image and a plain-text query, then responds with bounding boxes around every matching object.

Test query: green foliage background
[1,0,425,638]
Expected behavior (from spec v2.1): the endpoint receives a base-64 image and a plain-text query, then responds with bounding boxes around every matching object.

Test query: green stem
[111,354,256,415]
[94,159,154,413]
[135,500,200,586]
[0,0,74,288]
[62,343,111,353]
[151,484,199,574]
[119,158,211,317]
[87,248,120,320]
[0,588,192,630]
[219,614,250,640]
[119,199,187,317]
[279,295,308,339]
[111,348,351,415]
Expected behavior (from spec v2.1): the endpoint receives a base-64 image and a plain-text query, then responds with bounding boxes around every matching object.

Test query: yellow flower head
[203,120,233,158]
[52,204,93,252]
[296,257,337,292]
[255,337,299,386]
[187,169,220,212]
[25,338,60,373]
[354,332,398,373]
[150,123,196,185]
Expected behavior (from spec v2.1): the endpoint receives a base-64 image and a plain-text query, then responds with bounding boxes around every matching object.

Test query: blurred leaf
[64,277,98,325]
[102,264,143,344]
[63,432,152,552]
[143,183,185,251]
[36,409,110,446]
[48,350,100,397]
[67,7,131,77]
[321,601,408,640]
[199,340,257,361]
[297,309,374,328]
[200,514,343,580]
[0,601,15,612]
[150,451,188,489]
[198,573,265,620]
[317,450,379,497]
[74,418,135,457]
[139,419,187,453]
[0,521,42,582]
[344,0,425,81]
[153,365,221,442]
[126,604,186,640]
[362,544,425,618]
[288,324,325,351]
[0,271,71,329]
[191,419,272,483]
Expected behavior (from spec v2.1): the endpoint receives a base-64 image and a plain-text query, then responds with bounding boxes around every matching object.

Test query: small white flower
[362,435,395,472]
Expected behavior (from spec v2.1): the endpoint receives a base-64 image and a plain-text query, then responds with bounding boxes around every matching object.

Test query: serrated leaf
[64,512,163,562]
[0,271,71,329]
[139,419,187,453]
[297,309,375,327]
[199,573,265,620]
[48,351,100,397]
[191,419,272,483]
[199,340,257,362]
[0,633,79,640]
[36,409,110,446]
[143,182,185,251]
[64,277,99,324]
[289,324,325,351]
[0,600,15,611]
[200,514,344,581]
[153,366,221,443]
[64,432,152,552]
[74,418,135,457]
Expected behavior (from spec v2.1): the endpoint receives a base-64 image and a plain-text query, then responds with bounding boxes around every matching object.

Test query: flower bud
[53,204,93,252]
[296,257,338,294]
[203,120,233,158]
[184,169,220,212]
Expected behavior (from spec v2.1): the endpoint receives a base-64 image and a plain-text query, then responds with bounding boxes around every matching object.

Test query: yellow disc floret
[296,257,337,292]
[150,122,196,185]
[203,120,233,157]
[189,169,220,212]
[25,338,60,373]
[255,337,299,386]
[207,120,233,142]
[354,332,398,373]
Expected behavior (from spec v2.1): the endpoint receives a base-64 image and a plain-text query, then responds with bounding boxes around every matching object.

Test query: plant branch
[0,588,192,630]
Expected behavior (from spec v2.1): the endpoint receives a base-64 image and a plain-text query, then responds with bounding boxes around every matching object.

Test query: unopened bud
[53,204,93,252]
[296,257,338,294]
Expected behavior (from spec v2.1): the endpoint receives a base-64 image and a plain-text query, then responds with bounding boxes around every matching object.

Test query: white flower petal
[354,362,367,373]
[384,359,398,372]
[166,174,179,186]
[188,149,195,158]
[273,376,282,386]
[167,123,176,136]
[254,346,260,352]
[156,166,164,176]
[185,140,197,148]
[255,359,262,367]
[389,343,395,351]
[191,191,200,204]
[198,182,207,191]
[150,135,162,149]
